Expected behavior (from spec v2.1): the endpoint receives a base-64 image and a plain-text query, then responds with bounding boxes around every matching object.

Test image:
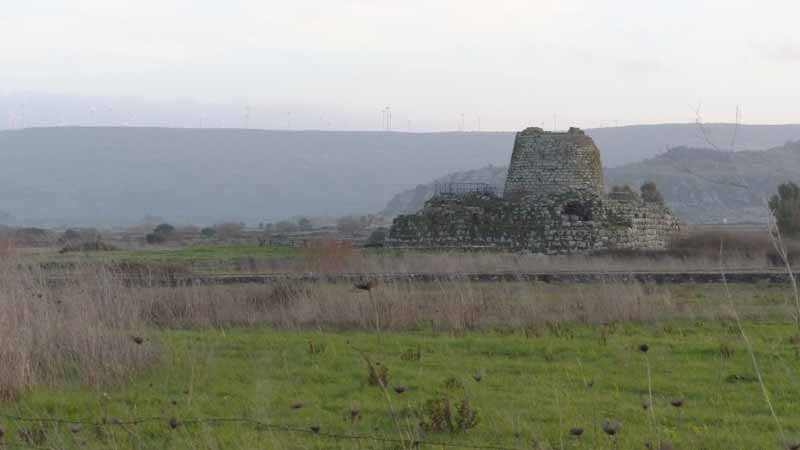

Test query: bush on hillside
[153,223,175,236]
[59,240,118,254]
[640,181,665,205]
[58,228,100,244]
[146,223,175,245]
[769,181,800,237]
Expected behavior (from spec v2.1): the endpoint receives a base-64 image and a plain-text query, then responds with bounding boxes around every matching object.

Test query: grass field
[5,322,800,450]
[3,244,800,450]
[36,243,299,272]
[22,226,800,276]
[109,244,297,262]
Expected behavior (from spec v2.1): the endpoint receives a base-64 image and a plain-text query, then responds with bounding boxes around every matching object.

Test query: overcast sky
[2,0,799,131]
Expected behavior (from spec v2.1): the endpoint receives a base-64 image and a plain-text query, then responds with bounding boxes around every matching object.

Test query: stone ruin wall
[504,127,604,199]
[387,192,682,253]
[387,126,683,253]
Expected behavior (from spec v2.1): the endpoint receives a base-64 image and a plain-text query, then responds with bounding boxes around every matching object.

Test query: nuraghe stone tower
[387,126,682,254]
[504,127,604,198]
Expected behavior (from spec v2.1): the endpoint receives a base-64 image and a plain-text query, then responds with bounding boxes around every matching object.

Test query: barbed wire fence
[0,413,537,450]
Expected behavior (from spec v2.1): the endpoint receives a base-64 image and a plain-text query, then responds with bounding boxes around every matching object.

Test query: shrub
[146,223,175,245]
[419,395,479,433]
[59,240,117,254]
[145,232,166,244]
[420,397,452,432]
[59,228,100,244]
[400,346,421,361]
[365,227,388,247]
[200,227,216,238]
[455,398,479,431]
[640,181,665,204]
[769,182,800,236]
[364,357,389,387]
[153,223,175,236]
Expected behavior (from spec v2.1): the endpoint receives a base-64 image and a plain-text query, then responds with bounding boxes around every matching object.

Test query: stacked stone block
[387,127,682,253]
[504,127,604,199]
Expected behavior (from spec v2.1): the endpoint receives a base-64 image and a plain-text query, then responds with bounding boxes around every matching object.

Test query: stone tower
[503,127,605,199]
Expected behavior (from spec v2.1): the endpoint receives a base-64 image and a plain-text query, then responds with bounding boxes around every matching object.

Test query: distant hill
[2,124,800,226]
[605,143,800,223]
[585,123,800,165]
[0,127,513,226]
[382,141,800,224]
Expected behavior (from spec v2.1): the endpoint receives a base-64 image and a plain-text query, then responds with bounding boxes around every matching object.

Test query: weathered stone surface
[387,191,681,253]
[504,127,604,199]
[387,126,683,254]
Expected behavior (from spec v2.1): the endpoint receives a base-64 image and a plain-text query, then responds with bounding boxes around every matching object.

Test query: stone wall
[387,126,682,254]
[387,191,682,253]
[504,127,604,199]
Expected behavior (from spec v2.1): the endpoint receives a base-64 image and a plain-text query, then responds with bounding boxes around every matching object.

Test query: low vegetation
[640,181,665,205]
[0,224,799,448]
[59,240,117,254]
[770,181,800,237]
[1,253,796,395]
[0,260,157,398]
[4,322,800,449]
[18,225,799,278]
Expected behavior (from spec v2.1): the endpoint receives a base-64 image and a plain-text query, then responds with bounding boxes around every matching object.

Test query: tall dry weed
[131,279,739,332]
[0,258,158,398]
[0,251,787,398]
[299,239,363,273]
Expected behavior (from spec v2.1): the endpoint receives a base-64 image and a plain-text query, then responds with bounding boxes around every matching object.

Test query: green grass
[35,243,299,273]
[5,322,800,449]
[111,244,297,263]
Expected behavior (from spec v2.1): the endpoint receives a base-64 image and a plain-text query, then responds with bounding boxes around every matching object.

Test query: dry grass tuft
[299,239,360,273]
[0,257,158,398]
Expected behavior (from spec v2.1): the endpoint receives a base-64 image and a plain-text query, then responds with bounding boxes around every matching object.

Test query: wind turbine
[381,106,392,131]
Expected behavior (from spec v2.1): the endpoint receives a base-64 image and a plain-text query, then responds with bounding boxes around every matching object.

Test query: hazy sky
[2,0,799,131]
